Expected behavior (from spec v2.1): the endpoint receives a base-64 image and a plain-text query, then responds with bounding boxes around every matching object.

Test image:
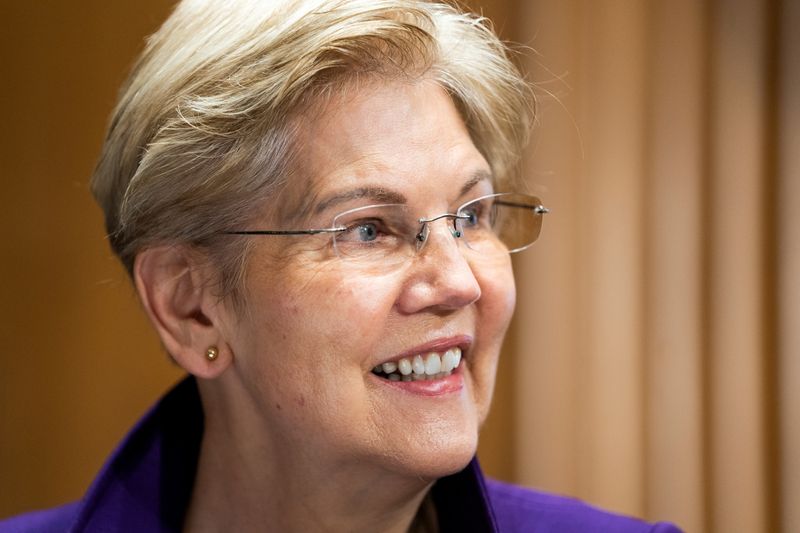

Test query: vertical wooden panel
[514,0,582,496]
[572,0,647,516]
[643,1,706,530]
[707,0,769,530]
[778,0,800,530]
[515,0,650,517]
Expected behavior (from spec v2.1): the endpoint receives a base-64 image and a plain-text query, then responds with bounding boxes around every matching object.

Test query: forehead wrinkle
[286,141,390,218]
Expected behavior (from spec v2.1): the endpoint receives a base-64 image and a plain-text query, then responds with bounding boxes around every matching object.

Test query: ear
[133,245,232,379]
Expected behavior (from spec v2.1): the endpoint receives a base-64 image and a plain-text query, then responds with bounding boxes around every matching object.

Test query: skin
[136,79,516,533]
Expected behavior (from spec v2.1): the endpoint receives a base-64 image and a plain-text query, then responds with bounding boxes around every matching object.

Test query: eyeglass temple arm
[223,228,345,236]
[495,200,550,214]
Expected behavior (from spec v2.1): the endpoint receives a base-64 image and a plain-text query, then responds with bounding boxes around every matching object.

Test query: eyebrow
[313,186,407,215]
[459,169,493,197]
[311,169,494,216]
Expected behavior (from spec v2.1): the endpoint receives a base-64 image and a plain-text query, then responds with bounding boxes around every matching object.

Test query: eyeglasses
[225,192,548,269]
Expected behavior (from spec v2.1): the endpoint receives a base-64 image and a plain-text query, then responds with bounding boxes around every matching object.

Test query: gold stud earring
[205,346,219,361]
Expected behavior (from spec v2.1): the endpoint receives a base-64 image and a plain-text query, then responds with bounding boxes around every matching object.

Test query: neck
[182,380,435,533]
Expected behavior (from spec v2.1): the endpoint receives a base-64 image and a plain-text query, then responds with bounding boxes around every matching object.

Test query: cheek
[478,260,517,332]
[471,261,516,415]
[243,266,402,364]
[301,273,401,344]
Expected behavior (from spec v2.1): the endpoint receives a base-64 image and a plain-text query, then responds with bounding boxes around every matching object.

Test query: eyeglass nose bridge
[415,212,471,250]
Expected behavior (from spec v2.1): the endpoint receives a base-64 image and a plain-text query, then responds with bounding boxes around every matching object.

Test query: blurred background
[1,1,797,532]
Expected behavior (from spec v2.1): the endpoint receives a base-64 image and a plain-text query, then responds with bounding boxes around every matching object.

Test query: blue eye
[337,219,386,244]
[356,223,378,242]
[333,212,404,250]
[462,208,480,227]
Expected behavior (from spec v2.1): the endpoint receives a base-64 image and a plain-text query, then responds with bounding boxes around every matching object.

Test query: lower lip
[373,370,465,396]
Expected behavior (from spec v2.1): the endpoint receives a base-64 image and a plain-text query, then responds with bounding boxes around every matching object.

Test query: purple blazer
[0,378,683,532]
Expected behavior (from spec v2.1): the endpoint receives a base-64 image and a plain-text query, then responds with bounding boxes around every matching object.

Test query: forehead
[278,79,492,222]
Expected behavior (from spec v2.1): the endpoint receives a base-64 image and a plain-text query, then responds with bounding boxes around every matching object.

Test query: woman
[2,0,681,531]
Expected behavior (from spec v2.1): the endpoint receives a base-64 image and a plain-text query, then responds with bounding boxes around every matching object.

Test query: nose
[396,221,482,314]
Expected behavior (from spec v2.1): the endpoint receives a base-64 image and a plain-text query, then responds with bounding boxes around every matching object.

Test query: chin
[378,416,480,481]
[420,437,478,480]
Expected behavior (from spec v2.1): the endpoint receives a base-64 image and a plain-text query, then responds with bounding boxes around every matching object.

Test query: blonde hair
[91,0,535,298]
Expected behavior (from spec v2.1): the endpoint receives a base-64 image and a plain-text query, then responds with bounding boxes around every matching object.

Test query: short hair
[91,0,535,300]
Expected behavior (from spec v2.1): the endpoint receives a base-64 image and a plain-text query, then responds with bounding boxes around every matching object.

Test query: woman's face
[222,80,516,481]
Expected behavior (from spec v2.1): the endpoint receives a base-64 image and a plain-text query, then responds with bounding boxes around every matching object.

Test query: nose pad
[415,216,463,252]
[415,224,428,247]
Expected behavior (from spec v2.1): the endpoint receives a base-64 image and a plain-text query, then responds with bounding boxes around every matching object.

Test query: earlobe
[133,246,231,379]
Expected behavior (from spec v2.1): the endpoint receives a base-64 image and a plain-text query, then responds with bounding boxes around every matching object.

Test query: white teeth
[441,349,456,372]
[412,355,426,375]
[373,347,463,380]
[398,358,412,376]
[424,352,442,375]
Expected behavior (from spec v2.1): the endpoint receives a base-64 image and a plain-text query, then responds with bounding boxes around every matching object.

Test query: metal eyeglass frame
[223,192,550,253]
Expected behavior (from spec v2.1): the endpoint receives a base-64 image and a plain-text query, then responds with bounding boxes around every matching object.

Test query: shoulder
[484,479,683,533]
[0,502,80,533]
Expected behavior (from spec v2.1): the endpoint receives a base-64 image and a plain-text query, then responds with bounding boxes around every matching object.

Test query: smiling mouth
[371,347,463,382]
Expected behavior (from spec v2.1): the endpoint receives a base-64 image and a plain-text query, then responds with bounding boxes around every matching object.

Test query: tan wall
[505,1,798,531]
[2,2,798,532]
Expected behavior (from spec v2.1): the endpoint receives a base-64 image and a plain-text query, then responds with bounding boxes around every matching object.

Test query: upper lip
[372,334,472,367]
